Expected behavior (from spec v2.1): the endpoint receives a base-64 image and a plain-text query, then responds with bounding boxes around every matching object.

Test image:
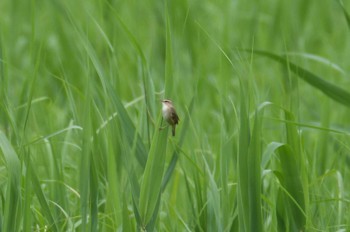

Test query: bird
[161,99,179,136]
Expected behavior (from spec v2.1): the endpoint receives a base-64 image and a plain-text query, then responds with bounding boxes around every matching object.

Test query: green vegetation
[1,0,350,231]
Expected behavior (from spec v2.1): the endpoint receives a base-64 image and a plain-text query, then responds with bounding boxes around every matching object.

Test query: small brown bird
[161,99,179,136]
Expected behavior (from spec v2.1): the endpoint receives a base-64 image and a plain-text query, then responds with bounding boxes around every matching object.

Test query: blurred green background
[1,0,350,231]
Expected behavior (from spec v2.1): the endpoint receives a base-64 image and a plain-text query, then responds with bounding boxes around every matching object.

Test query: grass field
[1,0,350,231]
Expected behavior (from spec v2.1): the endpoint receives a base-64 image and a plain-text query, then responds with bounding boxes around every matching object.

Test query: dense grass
[1,0,350,231]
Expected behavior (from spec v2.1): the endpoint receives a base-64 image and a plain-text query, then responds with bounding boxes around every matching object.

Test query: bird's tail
[172,126,176,136]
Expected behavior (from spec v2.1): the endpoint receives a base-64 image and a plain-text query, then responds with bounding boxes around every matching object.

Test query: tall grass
[1,0,350,231]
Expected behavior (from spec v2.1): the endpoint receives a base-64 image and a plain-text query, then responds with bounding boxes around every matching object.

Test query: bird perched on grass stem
[161,99,179,136]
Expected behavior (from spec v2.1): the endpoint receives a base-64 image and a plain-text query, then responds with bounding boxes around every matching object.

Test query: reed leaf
[252,50,350,108]
[0,131,22,232]
[139,113,168,228]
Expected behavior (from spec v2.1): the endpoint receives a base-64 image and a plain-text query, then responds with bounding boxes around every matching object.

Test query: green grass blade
[107,2,154,147]
[102,125,122,229]
[25,154,59,231]
[89,155,98,232]
[65,9,107,94]
[258,102,308,230]
[237,89,250,232]
[282,110,306,231]
[132,195,142,228]
[252,50,350,108]
[20,43,42,148]
[335,170,344,227]
[261,142,284,169]
[106,1,155,146]
[145,194,162,231]
[182,172,198,228]
[80,79,92,232]
[194,160,207,231]
[139,60,153,148]
[203,156,222,231]
[338,0,350,30]
[23,150,32,232]
[121,127,143,229]
[0,131,21,232]
[276,144,306,231]
[109,88,147,168]
[247,110,263,232]
[122,193,133,231]
[165,4,174,95]
[161,151,178,192]
[105,1,147,63]
[139,113,168,228]
[237,93,263,231]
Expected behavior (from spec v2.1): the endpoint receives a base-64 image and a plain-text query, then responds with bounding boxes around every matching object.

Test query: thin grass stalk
[79,72,92,232]
[165,5,174,96]
[23,149,32,231]
[237,86,250,231]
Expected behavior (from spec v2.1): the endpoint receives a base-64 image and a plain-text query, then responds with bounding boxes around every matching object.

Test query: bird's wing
[171,111,179,124]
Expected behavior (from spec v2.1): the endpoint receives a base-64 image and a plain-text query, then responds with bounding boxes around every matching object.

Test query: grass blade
[25,153,59,231]
[79,78,92,232]
[338,0,350,30]
[109,88,147,168]
[237,88,250,231]
[105,2,155,148]
[252,50,350,108]
[139,113,168,228]
[0,131,21,232]
[165,4,174,95]
[237,88,263,232]
[247,110,263,232]
[261,142,284,169]
[203,156,222,231]
[23,150,32,232]
[276,144,306,231]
